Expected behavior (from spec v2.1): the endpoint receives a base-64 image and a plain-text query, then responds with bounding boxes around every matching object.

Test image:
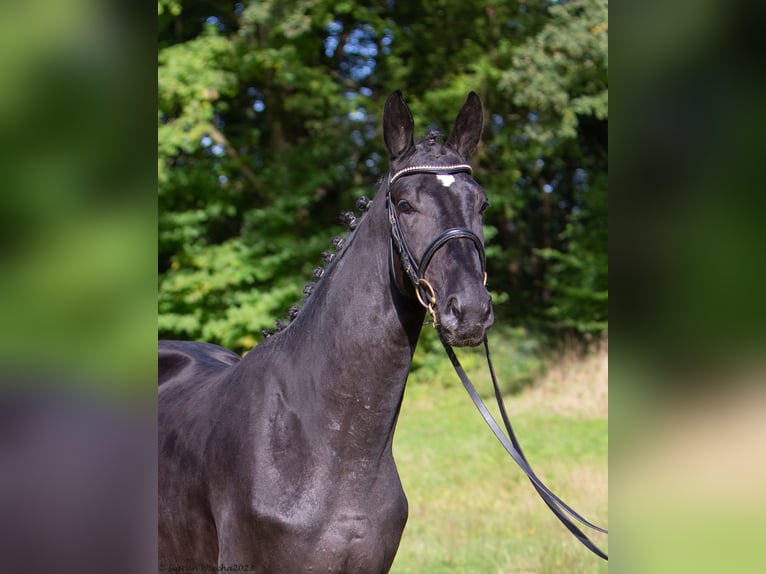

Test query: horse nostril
[446,297,462,322]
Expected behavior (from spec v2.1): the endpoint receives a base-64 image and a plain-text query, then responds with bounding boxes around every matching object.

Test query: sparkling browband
[389,164,472,184]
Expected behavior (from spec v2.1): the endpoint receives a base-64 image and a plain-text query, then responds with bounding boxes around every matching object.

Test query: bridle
[385,163,487,324]
[385,161,609,560]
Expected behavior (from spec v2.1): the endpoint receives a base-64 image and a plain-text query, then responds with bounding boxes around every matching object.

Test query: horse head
[383,91,494,347]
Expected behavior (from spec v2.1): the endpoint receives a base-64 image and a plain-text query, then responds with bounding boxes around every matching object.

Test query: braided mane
[261,195,374,339]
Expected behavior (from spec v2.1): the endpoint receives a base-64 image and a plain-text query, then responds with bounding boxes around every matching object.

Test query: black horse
[159,91,493,573]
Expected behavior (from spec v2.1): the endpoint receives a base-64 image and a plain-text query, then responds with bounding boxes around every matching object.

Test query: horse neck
[283,189,425,455]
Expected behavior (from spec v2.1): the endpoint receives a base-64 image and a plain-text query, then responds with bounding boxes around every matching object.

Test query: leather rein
[386,164,609,560]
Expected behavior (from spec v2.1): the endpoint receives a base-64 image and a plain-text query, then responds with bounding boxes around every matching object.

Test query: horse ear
[383,90,415,160]
[446,91,484,158]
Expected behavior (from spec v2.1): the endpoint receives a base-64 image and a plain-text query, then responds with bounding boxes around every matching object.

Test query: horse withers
[158,91,493,573]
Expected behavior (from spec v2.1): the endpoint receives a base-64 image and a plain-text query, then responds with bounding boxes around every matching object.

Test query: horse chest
[244,466,407,573]
[260,502,406,573]
[308,511,390,572]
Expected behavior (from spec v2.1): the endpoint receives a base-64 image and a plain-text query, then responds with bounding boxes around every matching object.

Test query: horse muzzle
[436,289,494,347]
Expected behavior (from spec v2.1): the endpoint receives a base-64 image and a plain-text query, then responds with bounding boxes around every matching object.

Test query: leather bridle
[385,162,609,560]
[385,163,486,324]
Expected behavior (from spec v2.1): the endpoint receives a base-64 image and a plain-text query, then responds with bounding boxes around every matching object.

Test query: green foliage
[501,0,609,141]
[409,326,543,395]
[537,169,608,334]
[158,0,608,352]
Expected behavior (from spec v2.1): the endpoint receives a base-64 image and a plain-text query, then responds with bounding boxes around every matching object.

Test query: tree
[158,0,608,352]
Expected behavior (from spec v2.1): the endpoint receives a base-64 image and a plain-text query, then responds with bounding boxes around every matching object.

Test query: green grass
[389,344,609,573]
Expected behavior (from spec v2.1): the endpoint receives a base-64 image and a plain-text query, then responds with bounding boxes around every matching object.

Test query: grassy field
[389,341,609,573]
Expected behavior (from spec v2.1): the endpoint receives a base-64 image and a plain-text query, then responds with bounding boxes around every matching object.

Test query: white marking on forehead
[435,174,455,187]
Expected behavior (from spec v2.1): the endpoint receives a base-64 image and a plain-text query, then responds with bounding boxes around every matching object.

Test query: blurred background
[0,2,155,574]
[611,0,766,572]
[0,1,153,391]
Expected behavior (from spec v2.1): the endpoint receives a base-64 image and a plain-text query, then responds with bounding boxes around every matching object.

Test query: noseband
[386,164,487,322]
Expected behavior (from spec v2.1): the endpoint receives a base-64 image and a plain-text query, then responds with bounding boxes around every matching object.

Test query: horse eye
[480,201,490,214]
[397,200,413,214]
